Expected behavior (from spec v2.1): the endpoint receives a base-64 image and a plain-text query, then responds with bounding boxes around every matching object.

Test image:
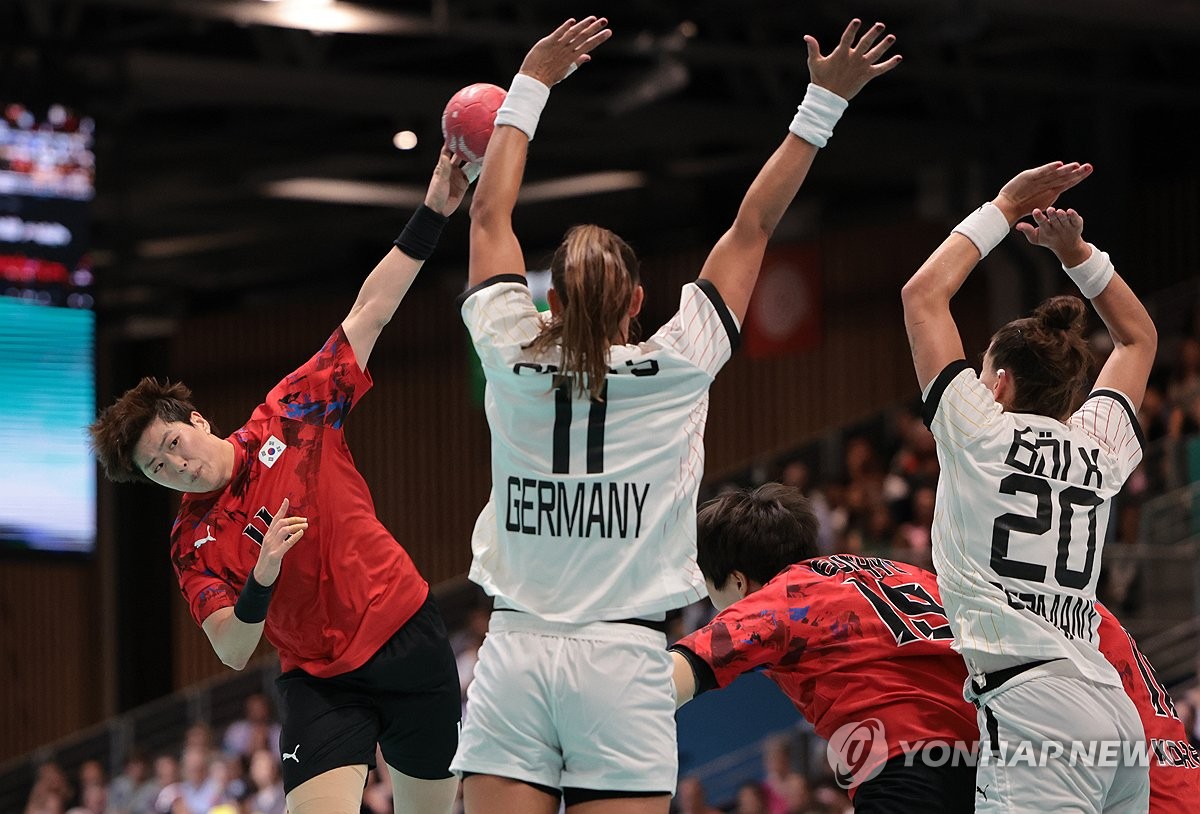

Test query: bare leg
[463,773,560,814]
[568,794,671,814]
[388,765,459,814]
[286,764,368,814]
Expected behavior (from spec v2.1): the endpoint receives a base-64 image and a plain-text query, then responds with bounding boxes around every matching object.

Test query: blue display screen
[0,103,96,555]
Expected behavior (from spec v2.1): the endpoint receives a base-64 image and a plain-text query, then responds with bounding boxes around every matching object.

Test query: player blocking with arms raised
[902,164,1158,811]
[452,14,900,814]
[88,150,472,814]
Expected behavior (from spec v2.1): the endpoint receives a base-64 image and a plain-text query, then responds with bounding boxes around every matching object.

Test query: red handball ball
[441,83,507,164]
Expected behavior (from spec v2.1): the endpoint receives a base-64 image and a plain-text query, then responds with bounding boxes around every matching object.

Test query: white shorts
[450,610,677,794]
[967,660,1149,814]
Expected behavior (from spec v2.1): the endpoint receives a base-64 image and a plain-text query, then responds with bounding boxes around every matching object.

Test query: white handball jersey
[460,274,740,623]
[924,360,1143,687]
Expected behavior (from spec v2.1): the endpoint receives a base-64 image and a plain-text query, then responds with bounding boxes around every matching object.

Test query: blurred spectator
[1166,337,1200,417]
[65,782,105,814]
[842,500,895,559]
[761,736,808,814]
[76,761,105,797]
[221,695,281,760]
[24,762,71,814]
[183,724,214,753]
[779,460,835,554]
[246,750,285,814]
[158,746,220,814]
[805,782,852,814]
[734,781,770,814]
[675,776,721,814]
[106,750,157,814]
[893,484,935,571]
[143,754,178,814]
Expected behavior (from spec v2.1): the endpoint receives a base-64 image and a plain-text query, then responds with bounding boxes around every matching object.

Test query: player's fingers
[550,19,575,41]
[564,16,597,40]
[803,35,822,62]
[862,33,896,63]
[1014,222,1038,243]
[838,19,862,49]
[1031,208,1047,224]
[870,54,903,74]
[853,22,886,53]
[279,528,305,553]
[275,497,289,519]
[577,27,612,54]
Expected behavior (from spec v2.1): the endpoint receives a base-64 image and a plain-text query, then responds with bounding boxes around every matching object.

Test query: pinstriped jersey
[460,275,739,623]
[923,360,1143,686]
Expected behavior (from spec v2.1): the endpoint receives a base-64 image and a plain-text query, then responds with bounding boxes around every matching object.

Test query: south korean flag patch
[258,435,287,468]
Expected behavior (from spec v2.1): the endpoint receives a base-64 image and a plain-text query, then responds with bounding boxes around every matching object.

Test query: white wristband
[952,202,1010,258]
[788,83,849,148]
[1064,243,1115,299]
[494,73,551,141]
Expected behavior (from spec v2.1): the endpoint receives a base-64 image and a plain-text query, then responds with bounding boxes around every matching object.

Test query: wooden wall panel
[0,562,101,761]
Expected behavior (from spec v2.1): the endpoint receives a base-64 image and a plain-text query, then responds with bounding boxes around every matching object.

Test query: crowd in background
[23,696,285,814]
[23,313,1200,813]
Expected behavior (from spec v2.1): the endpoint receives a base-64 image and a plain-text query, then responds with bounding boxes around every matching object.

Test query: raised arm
[1015,207,1157,409]
[699,19,901,322]
[902,161,1093,391]
[467,17,611,289]
[342,148,469,370]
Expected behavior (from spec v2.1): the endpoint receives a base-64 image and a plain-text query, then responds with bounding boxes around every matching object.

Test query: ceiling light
[392,130,418,150]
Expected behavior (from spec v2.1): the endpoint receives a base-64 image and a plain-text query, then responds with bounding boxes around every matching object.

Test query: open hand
[518,16,612,86]
[252,497,308,587]
[1015,206,1090,266]
[992,161,1092,224]
[424,147,472,216]
[805,19,902,101]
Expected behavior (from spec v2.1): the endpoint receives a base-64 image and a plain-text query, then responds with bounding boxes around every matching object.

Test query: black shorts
[274,595,461,793]
[851,750,977,814]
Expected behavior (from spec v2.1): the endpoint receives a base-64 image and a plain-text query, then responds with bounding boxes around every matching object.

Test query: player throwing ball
[88,150,471,814]
[452,15,900,814]
[902,166,1158,811]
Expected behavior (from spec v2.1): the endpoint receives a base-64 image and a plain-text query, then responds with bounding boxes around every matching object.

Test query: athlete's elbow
[468,193,508,228]
[214,642,252,671]
[901,277,930,310]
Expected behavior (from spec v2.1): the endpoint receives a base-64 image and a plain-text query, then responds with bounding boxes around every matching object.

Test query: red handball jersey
[674,555,978,763]
[170,327,429,678]
[1096,604,1200,812]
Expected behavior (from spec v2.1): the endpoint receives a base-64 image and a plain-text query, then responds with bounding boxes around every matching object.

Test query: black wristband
[234,572,275,624]
[394,204,449,261]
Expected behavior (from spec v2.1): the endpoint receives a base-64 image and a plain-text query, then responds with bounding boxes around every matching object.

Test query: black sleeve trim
[669,644,719,698]
[921,359,972,429]
[456,274,528,308]
[1085,388,1146,449]
[693,279,742,352]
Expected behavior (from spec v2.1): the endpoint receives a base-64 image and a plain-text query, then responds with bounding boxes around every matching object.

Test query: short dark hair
[696,483,820,590]
[88,377,197,482]
[988,295,1091,420]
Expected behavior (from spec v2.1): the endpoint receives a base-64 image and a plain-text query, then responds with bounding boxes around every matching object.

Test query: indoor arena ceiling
[2,0,1197,330]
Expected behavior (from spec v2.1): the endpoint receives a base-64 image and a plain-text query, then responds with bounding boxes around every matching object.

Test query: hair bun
[1034,295,1087,334]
